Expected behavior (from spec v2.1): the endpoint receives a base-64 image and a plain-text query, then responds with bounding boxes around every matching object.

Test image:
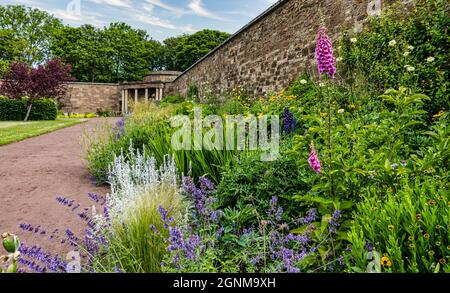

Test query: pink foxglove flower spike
[315,27,336,79]
[308,143,321,175]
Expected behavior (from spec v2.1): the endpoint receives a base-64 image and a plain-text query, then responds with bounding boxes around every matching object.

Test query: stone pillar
[145,88,149,101]
[134,89,138,104]
[125,89,128,113]
[121,89,125,114]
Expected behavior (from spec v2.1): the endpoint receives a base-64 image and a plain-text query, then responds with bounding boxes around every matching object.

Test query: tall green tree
[102,22,150,82]
[51,25,113,82]
[170,29,230,71]
[0,5,62,64]
[0,28,27,77]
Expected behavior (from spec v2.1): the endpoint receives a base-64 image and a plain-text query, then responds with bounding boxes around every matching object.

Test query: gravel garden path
[0,118,116,257]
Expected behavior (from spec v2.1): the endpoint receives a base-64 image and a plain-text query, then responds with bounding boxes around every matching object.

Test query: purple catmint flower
[116,118,125,128]
[364,241,374,252]
[149,224,159,234]
[267,196,284,222]
[315,27,336,78]
[113,118,125,140]
[329,210,342,234]
[158,206,174,229]
[308,143,321,175]
[216,226,225,239]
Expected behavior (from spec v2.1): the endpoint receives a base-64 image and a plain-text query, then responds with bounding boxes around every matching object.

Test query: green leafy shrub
[340,0,450,117]
[217,142,312,225]
[348,177,450,273]
[96,108,111,117]
[160,95,185,106]
[0,97,57,121]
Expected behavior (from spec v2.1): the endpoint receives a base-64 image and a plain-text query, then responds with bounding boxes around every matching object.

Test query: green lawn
[0,119,87,146]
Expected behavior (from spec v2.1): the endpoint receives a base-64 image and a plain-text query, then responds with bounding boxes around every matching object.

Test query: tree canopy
[0,4,230,83]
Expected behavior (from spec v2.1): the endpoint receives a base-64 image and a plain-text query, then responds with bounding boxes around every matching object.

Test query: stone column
[134,89,138,104]
[121,89,125,114]
[125,89,129,113]
[145,88,149,101]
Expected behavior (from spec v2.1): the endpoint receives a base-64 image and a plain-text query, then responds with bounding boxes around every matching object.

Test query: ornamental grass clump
[87,145,184,273]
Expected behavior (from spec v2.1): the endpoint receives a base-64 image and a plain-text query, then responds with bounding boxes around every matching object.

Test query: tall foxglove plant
[315,26,336,198]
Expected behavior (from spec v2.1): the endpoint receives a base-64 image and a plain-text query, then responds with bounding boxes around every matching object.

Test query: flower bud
[6,262,16,273]
[2,235,20,253]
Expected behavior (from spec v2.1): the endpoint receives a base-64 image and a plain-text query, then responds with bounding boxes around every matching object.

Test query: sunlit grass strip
[0,119,87,146]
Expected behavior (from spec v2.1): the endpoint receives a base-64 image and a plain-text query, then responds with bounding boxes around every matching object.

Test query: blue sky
[3,0,278,41]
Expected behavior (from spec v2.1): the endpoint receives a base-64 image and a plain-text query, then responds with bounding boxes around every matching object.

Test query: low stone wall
[166,0,388,97]
[61,82,121,114]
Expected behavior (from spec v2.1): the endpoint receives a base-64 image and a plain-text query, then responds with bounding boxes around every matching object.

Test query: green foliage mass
[340,0,450,117]
[0,97,57,121]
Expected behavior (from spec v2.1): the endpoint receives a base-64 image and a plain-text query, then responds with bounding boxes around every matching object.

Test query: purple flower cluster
[158,206,204,268]
[18,244,67,273]
[328,210,341,234]
[283,107,297,134]
[267,196,284,222]
[181,176,220,223]
[315,27,336,79]
[158,205,174,229]
[113,118,125,140]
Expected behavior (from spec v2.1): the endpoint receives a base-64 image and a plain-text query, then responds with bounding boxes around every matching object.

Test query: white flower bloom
[319,82,325,87]
[388,39,397,47]
[407,45,414,50]
[404,65,415,72]
[350,38,357,43]
[403,51,410,57]
[338,109,345,114]
[336,57,343,62]
[427,57,435,63]
[300,79,307,85]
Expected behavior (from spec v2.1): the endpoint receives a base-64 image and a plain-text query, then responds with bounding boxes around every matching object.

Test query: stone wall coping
[145,71,182,76]
[173,0,289,82]
[65,82,119,86]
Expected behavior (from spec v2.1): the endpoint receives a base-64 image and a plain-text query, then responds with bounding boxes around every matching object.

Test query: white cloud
[144,0,185,16]
[188,0,227,21]
[88,0,133,8]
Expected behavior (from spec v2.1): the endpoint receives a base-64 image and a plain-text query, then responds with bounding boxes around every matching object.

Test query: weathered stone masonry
[62,82,121,114]
[166,0,388,97]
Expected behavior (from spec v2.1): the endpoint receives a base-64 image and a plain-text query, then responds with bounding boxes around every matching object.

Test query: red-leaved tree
[0,59,75,121]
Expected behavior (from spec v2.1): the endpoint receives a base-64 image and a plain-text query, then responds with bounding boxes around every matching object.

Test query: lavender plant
[156,176,347,273]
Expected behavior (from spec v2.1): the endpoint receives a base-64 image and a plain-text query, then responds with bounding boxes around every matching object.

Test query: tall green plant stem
[324,81,335,200]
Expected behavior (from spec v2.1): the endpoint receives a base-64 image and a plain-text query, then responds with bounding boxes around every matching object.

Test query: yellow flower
[439,259,447,265]
[320,112,327,118]
[408,236,414,241]
[381,256,392,267]
[428,250,435,257]
[427,199,437,206]
[432,111,444,120]
[423,233,430,240]
[388,225,395,231]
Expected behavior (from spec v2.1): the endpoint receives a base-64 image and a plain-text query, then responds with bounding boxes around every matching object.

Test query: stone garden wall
[166,0,388,97]
[61,82,121,114]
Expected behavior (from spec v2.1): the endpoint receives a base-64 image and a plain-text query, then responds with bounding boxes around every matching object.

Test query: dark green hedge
[0,97,57,121]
